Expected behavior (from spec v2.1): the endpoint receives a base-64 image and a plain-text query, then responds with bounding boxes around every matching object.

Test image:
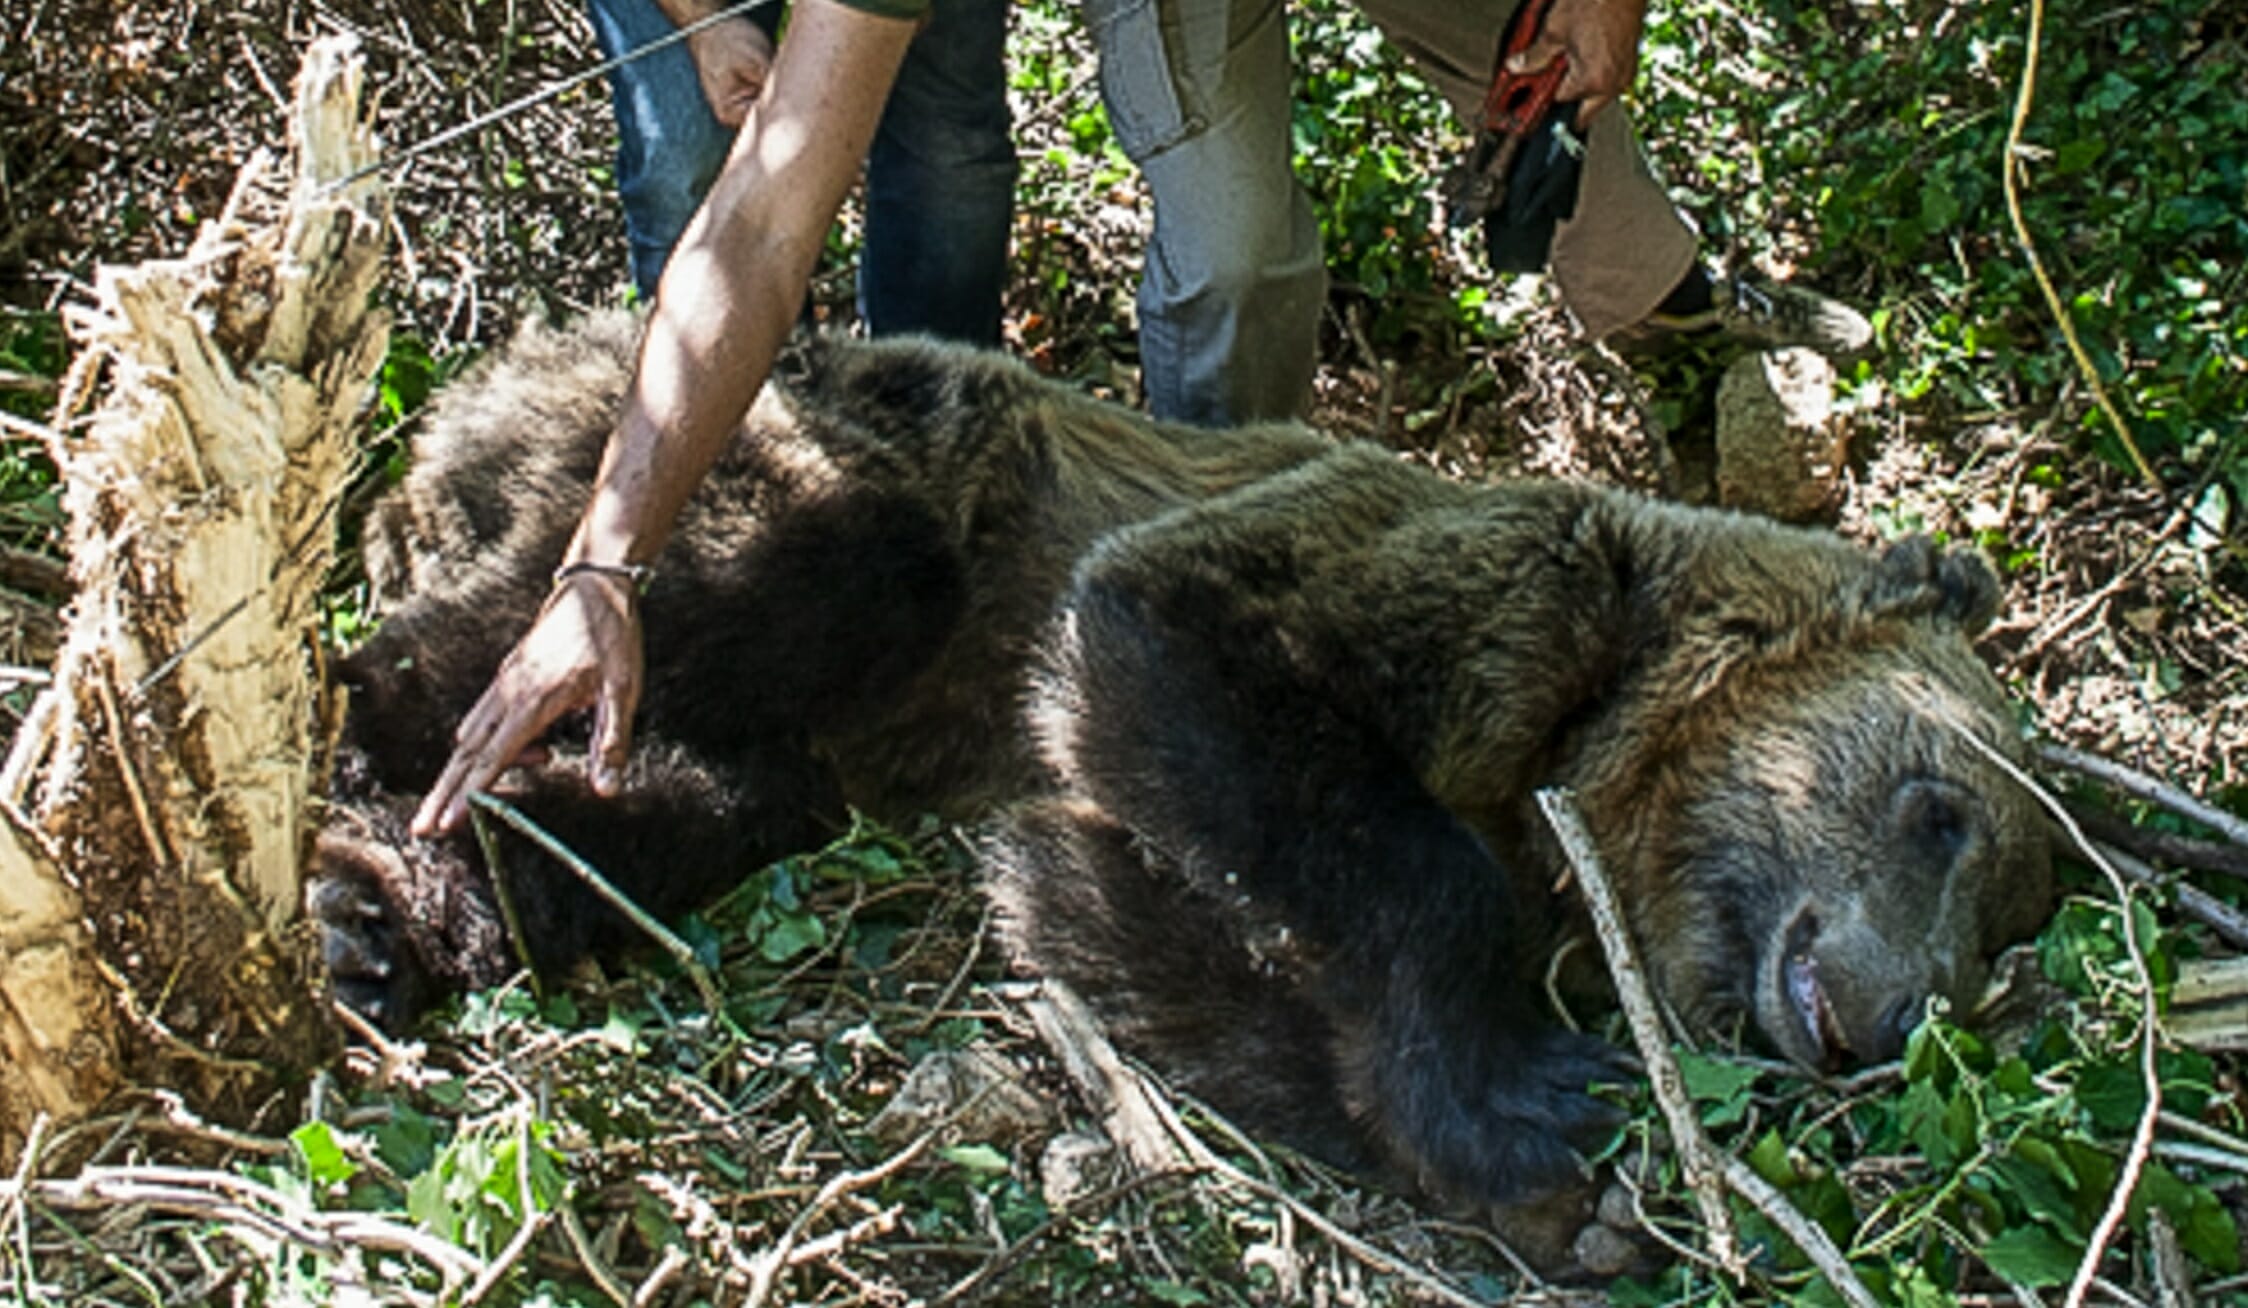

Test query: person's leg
[587,0,741,298]
[1351,0,1700,340]
[1088,0,1325,425]
[858,0,1017,344]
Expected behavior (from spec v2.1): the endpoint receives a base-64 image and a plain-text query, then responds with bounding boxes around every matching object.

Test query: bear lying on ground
[316,310,2053,1208]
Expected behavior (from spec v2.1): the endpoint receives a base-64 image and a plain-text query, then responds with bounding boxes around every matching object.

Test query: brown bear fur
[318,309,2052,1209]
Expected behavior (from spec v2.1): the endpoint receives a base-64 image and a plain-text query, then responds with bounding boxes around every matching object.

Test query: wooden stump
[0,36,388,1158]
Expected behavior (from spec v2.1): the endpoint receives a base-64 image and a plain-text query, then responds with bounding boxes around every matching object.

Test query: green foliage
[0,309,66,553]
[1615,893,2237,1306]
[1635,0,2247,484]
[1289,0,1492,354]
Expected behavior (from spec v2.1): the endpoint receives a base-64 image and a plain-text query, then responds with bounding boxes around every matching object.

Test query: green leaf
[1899,1081,1957,1170]
[292,1121,359,1189]
[1141,1280,1209,1306]
[1677,1050,1762,1128]
[1979,1225,2084,1287]
[372,1106,442,1178]
[1746,1129,1795,1188]
[2074,1059,2148,1133]
[1920,178,1961,232]
[758,910,827,963]
[2054,138,2106,174]
[1993,1154,2083,1240]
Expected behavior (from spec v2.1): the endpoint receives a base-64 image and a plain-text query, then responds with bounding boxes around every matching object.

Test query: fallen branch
[2069,805,2248,884]
[2040,743,2248,852]
[467,790,722,1016]
[1540,788,1888,1307]
[1021,980,1192,1177]
[2091,838,2248,952]
[1535,790,1750,1281]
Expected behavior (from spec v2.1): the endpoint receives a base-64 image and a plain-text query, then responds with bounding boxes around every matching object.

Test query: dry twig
[468,790,723,1016]
[1534,789,1750,1281]
[1537,789,1885,1308]
[741,1132,933,1308]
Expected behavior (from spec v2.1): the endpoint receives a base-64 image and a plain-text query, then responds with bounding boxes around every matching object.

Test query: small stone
[864,1047,1055,1149]
[1716,347,1846,523]
[1573,1222,1643,1279]
[1038,1130,1119,1208]
[1596,1180,1639,1231]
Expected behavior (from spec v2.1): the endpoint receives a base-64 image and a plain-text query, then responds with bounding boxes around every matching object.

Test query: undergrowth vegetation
[1,0,2244,1303]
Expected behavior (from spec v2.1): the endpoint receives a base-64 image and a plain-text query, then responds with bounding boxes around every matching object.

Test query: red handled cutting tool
[1445,0,1570,227]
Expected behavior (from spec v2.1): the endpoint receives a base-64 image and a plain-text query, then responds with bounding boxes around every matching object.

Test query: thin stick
[1720,1157,1881,1308]
[1999,0,2160,490]
[0,410,59,444]
[1535,788,1751,1282]
[0,686,57,807]
[93,661,172,867]
[318,0,779,194]
[2040,743,2248,851]
[741,1132,934,1308]
[469,803,544,997]
[631,1244,688,1308]
[5,1165,481,1285]
[558,1187,631,1308]
[2,1113,47,1297]
[2069,805,2248,884]
[466,791,721,1016]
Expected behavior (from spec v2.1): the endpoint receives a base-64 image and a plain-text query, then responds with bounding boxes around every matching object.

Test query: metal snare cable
[318,0,783,196]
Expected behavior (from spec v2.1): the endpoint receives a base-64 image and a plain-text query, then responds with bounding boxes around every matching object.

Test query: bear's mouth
[1780,910,1849,1071]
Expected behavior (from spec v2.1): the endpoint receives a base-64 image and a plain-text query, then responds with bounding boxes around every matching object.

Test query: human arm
[411,0,918,836]
[655,0,780,127]
[1505,0,1650,126]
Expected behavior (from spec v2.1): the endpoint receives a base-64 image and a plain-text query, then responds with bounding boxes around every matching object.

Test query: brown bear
[316,310,2053,1209]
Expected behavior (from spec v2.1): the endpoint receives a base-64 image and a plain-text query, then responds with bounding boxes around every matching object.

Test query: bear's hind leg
[1039,571,1625,1204]
[988,797,1373,1171]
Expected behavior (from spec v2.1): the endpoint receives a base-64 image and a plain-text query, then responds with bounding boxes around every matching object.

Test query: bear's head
[1599,535,2053,1072]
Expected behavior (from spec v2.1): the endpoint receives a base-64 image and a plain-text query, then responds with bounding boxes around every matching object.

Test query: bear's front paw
[309,830,437,1031]
[1377,1025,1633,1208]
[1479,1026,1635,1187]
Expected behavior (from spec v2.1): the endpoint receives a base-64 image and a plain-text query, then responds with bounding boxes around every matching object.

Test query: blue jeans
[589,0,1015,345]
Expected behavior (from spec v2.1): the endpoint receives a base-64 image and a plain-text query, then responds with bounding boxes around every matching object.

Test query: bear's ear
[1858,536,2002,634]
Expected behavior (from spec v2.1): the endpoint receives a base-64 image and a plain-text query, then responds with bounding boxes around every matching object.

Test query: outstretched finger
[589,660,642,797]
[413,677,562,836]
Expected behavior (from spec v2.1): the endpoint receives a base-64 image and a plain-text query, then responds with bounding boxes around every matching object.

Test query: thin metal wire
[317,0,782,195]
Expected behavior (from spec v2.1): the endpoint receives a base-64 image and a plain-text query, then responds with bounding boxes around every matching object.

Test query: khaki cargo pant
[1087,0,1700,424]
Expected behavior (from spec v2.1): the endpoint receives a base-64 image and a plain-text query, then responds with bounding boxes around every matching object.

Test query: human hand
[688,16,776,127]
[1506,0,1650,126]
[410,572,646,836]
